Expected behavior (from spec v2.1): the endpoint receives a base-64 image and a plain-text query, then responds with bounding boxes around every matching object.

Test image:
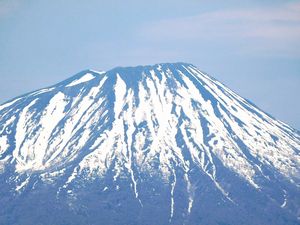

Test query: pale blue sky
[0,0,299,129]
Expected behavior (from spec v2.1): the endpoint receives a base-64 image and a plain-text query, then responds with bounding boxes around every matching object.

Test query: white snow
[0,97,21,112]
[89,70,106,75]
[102,187,108,192]
[31,87,55,96]
[13,92,67,172]
[0,135,9,155]
[63,167,79,189]
[281,190,287,208]
[0,155,10,174]
[114,74,127,118]
[0,62,298,208]
[13,98,39,172]
[169,168,176,223]
[0,115,16,134]
[66,73,95,87]
[185,173,194,214]
[15,176,30,192]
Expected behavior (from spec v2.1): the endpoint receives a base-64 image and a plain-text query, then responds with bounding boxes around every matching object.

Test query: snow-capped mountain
[0,63,299,225]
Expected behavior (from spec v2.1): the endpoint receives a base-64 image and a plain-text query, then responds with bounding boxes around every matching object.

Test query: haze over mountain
[0,63,299,225]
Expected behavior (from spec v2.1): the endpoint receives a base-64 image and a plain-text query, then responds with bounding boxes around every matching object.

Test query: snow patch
[0,97,21,111]
[66,73,95,87]
[16,176,30,192]
[0,135,9,155]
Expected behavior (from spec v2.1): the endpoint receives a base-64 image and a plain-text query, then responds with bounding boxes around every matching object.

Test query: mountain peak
[109,62,195,71]
[0,63,299,225]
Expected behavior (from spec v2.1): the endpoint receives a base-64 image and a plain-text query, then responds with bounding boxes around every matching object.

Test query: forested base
[0,170,298,225]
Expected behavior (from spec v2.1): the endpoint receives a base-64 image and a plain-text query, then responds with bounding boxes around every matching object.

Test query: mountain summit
[0,63,299,225]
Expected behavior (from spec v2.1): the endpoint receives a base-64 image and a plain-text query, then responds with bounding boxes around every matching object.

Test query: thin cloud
[139,2,300,56]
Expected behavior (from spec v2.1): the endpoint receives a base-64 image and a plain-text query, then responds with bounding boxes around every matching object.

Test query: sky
[0,0,299,129]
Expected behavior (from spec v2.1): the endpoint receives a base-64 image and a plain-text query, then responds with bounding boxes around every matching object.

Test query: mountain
[0,63,299,225]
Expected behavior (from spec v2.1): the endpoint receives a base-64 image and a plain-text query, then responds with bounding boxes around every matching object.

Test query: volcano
[0,63,299,225]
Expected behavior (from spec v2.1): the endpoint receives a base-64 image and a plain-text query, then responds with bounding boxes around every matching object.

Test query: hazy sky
[0,0,299,129]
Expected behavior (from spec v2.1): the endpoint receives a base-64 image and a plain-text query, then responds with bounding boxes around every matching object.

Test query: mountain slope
[0,63,299,225]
